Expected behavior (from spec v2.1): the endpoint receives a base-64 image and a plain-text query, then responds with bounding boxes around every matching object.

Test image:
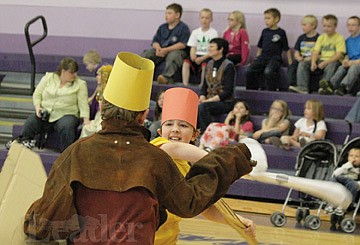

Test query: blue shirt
[257,27,290,60]
[152,21,190,48]
[346,34,360,60]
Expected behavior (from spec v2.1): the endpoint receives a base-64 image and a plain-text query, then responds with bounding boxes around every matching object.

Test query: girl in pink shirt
[199,100,253,150]
[223,10,250,65]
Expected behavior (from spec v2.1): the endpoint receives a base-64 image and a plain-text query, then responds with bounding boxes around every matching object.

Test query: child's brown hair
[264,8,281,21]
[323,14,338,27]
[166,3,183,18]
[305,99,325,121]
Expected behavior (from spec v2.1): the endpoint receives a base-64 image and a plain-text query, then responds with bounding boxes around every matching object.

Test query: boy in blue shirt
[245,8,292,91]
[331,16,360,96]
[141,3,190,84]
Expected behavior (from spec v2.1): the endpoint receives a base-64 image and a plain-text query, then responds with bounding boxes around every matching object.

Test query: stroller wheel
[304,215,321,230]
[270,212,287,227]
[340,218,356,233]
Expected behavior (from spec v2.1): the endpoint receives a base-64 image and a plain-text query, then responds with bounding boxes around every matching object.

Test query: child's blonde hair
[97,65,113,97]
[83,49,102,65]
[305,99,325,121]
[200,8,213,19]
[302,15,318,29]
[270,100,291,121]
[229,10,246,29]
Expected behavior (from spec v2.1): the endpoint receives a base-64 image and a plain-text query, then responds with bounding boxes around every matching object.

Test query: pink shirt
[223,28,250,65]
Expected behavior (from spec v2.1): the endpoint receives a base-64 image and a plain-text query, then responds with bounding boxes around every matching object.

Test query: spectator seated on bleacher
[252,100,291,145]
[141,3,190,85]
[199,100,253,151]
[80,65,112,139]
[6,57,90,152]
[279,99,327,150]
[245,8,292,91]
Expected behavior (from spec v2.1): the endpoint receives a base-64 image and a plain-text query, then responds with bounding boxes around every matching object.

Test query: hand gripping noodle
[103,52,154,111]
[161,87,198,129]
[214,199,258,245]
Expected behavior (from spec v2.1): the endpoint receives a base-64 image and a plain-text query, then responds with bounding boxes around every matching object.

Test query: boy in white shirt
[182,8,218,86]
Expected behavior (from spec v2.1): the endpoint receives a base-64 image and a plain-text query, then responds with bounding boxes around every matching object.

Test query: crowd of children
[137,3,359,96]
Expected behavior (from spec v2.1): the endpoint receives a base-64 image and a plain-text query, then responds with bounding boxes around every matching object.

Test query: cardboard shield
[0,142,47,244]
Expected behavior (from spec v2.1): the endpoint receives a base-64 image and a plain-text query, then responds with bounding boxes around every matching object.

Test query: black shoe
[299,137,308,147]
[335,85,347,96]
[319,80,334,95]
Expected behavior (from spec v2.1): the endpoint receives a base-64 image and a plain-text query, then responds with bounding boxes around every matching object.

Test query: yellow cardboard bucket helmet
[103,52,154,111]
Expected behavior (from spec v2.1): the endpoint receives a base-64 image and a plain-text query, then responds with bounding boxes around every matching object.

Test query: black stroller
[270,140,338,230]
[330,136,360,233]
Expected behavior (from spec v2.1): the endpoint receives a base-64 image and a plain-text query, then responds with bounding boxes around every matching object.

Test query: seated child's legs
[182,60,191,86]
[322,61,341,82]
[264,58,281,91]
[141,49,164,65]
[163,50,187,82]
[286,61,298,86]
[334,176,359,202]
[330,66,347,89]
[183,57,209,85]
[245,59,266,90]
[344,64,360,91]
[296,60,312,91]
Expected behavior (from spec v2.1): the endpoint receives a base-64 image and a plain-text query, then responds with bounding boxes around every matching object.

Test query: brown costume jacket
[24,119,253,240]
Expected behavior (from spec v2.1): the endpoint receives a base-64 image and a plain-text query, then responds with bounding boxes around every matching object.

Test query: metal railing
[25,15,48,93]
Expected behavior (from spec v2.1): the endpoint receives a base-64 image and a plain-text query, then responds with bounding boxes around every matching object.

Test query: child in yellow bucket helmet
[24,52,254,244]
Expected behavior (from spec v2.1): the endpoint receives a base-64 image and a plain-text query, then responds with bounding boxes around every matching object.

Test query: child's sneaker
[5,138,20,149]
[334,207,344,216]
[20,139,36,149]
[324,204,334,214]
[288,86,309,94]
[318,80,333,95]
[334,84,347,96]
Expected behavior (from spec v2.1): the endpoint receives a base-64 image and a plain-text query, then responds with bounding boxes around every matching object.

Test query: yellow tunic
[151,137,191,245]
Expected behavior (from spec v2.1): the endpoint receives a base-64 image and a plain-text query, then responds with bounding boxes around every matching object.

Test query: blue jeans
[345,97,360,123]
[22,113,80,152]
[297,60,340,91]
[197,101,234,134]
[332,175,359,202]
[330,64,360,91]
[245,57,282,91]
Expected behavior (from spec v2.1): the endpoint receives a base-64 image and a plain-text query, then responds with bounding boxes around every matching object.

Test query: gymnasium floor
[177,199,360,245]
